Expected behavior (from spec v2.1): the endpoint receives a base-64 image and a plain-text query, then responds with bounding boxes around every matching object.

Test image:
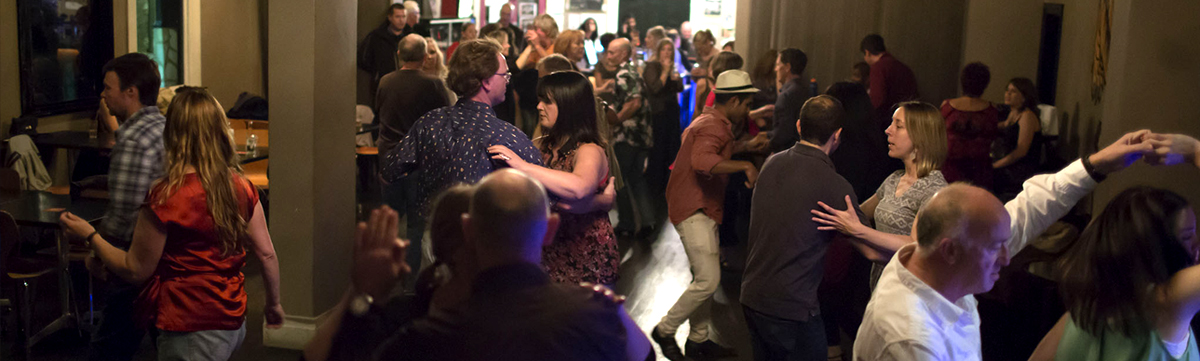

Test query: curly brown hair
[447,39,503,98]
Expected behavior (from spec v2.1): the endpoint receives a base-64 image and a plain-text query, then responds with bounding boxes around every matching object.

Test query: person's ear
[794,117,803,139]
[938,237,958,265]
[125,87,139,103]
[542,213,561,247]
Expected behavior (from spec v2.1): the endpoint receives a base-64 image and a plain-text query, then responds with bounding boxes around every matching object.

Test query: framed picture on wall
[703,0,720,15]
[569,0,603,11]
[519,3,536,19]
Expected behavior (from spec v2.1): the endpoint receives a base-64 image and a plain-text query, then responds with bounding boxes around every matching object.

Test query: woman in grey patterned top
[813,102,949,286]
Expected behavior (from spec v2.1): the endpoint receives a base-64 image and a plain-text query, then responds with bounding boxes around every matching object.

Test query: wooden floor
[612,215,755,361]
[2,212,754,361]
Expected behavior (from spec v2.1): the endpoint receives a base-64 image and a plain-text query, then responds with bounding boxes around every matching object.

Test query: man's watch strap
[1082,153,1108,182]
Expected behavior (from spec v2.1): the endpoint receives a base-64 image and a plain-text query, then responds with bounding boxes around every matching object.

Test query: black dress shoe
[685,340,737,359]
[651,326,689,361]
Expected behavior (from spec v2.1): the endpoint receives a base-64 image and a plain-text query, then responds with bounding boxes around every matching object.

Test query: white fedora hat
[713,70,760,94]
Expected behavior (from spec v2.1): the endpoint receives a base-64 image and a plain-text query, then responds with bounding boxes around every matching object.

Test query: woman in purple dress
[489,71,619,285]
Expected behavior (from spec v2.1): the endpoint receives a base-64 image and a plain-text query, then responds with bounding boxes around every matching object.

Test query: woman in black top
[643,38,685,197]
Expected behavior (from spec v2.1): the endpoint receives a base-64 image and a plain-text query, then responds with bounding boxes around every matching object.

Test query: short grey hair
[398,34,427,63]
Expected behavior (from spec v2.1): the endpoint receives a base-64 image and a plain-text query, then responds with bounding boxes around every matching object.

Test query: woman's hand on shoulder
[488,145,530,170]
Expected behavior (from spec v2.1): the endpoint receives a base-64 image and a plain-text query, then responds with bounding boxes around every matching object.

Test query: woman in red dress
[941,62,999,189]
[489,71,619,285]
[61,89,284,360]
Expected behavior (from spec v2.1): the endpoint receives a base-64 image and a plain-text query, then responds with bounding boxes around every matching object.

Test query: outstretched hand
[352,206,410,300]
[1144,133,1200,168]
[1088,129,1154,174]
[811,195,865,237]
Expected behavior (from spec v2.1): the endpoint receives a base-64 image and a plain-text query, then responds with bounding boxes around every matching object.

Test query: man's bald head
[913,183,1012,298]
[914,184,1005,248]
[468,169,553,258]
[607,38,632,60]
[398,34,427,63]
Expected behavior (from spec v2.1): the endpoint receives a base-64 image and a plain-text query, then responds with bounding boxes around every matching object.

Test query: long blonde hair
[161,89,247,256]
[897,101,948,178]
[424,37,449,79]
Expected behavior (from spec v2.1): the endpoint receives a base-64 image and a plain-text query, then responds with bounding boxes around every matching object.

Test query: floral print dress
[541,149,620,285]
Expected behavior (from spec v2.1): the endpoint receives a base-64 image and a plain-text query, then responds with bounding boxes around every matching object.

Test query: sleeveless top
[540,148,620,285]
[941,102,999,188]
[136,173,258,331]
[1057,317,1199,361]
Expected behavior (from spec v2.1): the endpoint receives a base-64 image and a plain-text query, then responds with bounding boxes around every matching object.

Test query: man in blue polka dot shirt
[381,39,543,275]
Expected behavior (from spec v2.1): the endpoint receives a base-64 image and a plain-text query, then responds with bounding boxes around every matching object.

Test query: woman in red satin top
[61,88,284,360]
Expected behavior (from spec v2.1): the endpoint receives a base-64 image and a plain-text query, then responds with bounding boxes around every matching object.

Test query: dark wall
[617,0,689,36]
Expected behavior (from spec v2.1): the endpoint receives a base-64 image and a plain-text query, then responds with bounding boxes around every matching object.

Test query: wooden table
[30,131,115,151]
[28,131,268,164]
[0,191,106,345]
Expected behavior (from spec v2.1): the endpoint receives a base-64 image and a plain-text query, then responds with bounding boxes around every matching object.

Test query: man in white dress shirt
[854,130,1199,360]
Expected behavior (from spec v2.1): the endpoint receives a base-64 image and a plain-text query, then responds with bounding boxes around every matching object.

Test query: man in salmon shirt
[651,69,763,361]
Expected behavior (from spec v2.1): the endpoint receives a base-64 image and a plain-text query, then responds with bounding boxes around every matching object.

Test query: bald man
[853,130,1183,360]
[375,33,451,279]
[406,169,649,360]
[313,170,650,361]
[498,4,526,52]
[598,37,654,239]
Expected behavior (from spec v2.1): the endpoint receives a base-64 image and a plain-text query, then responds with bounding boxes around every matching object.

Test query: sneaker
[685,340,737,360]
[651,326,689,361]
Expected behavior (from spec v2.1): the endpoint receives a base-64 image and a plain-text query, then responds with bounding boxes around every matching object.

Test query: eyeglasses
[496,72,511,83]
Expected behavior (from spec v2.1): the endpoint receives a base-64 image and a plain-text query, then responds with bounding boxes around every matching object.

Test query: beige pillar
[264,0,358,349]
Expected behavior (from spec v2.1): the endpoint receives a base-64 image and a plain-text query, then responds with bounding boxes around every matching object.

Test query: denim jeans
[613,142,656,233]
[743,306,826,361]
[156,321,246,361]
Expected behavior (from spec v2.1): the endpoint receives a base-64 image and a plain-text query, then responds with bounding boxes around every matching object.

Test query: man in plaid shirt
[60,53,165,361]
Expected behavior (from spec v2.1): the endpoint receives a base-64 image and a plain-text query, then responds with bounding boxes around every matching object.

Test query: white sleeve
[1003,159,1098,255]
[874,341,943,361]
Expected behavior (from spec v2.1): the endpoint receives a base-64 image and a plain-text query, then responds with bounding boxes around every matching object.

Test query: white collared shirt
[853,160,1098,361]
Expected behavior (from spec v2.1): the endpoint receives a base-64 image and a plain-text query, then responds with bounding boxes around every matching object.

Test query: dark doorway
[1037,3,1064,105]
[618,0,689,40]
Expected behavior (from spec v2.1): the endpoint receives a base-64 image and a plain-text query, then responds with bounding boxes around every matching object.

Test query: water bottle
[809,78,819,97]
[246,133,258,152]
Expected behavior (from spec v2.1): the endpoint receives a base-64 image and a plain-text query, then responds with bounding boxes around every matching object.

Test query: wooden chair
[0,211,57,360]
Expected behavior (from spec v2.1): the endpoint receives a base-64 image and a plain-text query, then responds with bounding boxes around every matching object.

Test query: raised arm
[489,143,607,201]
[1003,130,1154,254]
[1159,264,1200,344]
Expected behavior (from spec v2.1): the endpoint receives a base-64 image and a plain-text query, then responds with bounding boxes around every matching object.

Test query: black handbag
[9,116,37,136]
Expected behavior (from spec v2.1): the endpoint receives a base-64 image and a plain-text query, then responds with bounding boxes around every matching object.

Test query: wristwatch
[349,292,375,317]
